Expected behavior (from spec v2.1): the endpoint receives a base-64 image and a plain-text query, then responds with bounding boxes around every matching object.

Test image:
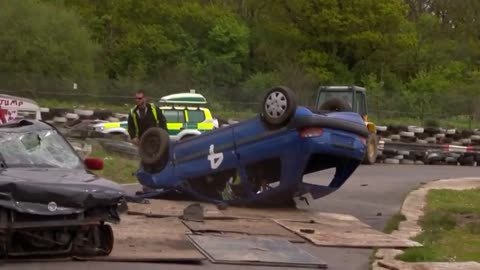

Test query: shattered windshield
[0,129,83,169]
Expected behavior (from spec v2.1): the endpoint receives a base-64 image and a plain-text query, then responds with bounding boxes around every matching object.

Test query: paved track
[8,164,479,270]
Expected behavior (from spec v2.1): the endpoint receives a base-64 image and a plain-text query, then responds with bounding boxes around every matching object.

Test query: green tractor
[314,85,378,164]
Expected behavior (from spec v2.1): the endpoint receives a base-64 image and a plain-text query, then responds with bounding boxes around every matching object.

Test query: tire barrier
[377,125,480,166]
[39,107,480,166]
[93,138,139,159]
[66,137,138,160]
[40,107,129,122]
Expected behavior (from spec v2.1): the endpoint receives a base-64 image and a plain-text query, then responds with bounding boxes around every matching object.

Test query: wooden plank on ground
[127,199,225,219]
[219,206,313,220]
[186,234,327,268]
[182,218,306,243]
[76,215,205,263]
[274,216,422,249]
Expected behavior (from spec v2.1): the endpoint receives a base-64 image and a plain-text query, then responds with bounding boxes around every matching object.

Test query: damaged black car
[0,119,126,258]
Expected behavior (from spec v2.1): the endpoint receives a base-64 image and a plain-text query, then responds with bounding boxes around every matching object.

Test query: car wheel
[363,133,378,165]
[139,127,170,173]
[318,97,352,111]
[262,86,297,126]
[98,224,114,255]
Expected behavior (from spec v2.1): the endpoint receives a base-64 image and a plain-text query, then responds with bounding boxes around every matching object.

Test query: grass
[87,142,138,184]
[397,189,480,262]
[384,213,407,234]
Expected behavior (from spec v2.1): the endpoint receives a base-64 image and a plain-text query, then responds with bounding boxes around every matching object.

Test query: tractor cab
[315,85,368,122]
[315,85,378,165]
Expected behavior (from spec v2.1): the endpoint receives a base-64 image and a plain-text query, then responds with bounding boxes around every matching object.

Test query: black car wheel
[98,224,114,255]
[139,127,170,173]
[261,86,297,126]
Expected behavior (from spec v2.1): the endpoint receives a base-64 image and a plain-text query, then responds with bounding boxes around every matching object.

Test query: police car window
[163,110,185,122]
[187,110,205,123]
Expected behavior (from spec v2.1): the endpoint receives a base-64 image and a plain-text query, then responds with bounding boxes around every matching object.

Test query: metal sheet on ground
[127,200,224,218]
[76,215,205,263]
[182,218,306,243]
[187,234,327,268]
[274,218,422,248]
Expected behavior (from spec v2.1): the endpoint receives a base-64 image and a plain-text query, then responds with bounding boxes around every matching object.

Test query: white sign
[0,98,24,107]
[207,144,223,170]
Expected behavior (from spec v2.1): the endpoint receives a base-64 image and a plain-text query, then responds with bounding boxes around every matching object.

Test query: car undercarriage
[0,206,118,258]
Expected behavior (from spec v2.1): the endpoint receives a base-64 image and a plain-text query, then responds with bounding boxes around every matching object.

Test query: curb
[371,177,480,270]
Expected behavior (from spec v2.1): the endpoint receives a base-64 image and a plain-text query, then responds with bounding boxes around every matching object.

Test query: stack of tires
[376,125,480,166]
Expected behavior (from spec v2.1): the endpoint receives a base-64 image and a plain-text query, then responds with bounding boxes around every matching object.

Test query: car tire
[318,97,352,111]
[363,133,378,164]
[139,127,170,173]
[261,86,297,126]
[99,224,114,255]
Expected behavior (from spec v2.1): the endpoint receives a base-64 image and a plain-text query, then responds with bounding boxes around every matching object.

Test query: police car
[92,91,216,141]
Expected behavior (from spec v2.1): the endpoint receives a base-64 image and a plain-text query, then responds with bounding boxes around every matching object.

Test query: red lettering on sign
[0,99,23,107]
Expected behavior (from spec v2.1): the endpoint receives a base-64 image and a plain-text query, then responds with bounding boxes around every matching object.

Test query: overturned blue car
[135,86,369,207]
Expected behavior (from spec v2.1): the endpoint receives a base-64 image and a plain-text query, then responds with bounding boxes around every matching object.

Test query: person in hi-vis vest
[127,90,167,145]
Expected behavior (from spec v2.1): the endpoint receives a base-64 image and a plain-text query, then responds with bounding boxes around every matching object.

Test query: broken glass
[0,130,83,169]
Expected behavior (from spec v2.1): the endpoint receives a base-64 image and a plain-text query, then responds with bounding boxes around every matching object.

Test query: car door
[172,125,239,181]
[162,109,185,136]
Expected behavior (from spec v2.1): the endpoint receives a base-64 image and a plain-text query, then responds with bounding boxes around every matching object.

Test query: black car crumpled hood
[0,167,126,216]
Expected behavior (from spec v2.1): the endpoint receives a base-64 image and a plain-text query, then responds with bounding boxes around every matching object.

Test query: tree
[0,0,100,92]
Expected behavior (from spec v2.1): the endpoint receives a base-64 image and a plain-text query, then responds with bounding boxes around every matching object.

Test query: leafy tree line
[1,0,480,122]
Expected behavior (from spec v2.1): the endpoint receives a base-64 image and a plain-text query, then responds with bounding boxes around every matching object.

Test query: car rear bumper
[288,114,370,138]
[303,128,367,161]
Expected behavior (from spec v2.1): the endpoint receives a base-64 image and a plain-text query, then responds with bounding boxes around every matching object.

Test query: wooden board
[187,234,327,268]
[127,199,225,219]
[182,218,306,243]
[76,215,205,263]
[219,206,313,220]
[274,217,422,248]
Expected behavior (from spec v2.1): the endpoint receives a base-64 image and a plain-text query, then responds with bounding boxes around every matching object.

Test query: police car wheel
[139,127,170,173]
[261,86,297,126]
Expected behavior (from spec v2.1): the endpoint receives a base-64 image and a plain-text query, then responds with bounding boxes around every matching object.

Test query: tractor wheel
[363,133,378,165]
[261,86,297,126]
[139,127,170,173]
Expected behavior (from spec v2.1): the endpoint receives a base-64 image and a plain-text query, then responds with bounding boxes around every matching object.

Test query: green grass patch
[384,213,407,234]
[397,189,480,262]
[87,143,138,184]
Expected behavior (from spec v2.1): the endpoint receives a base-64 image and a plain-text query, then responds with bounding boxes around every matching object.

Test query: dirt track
[7,164,480,270]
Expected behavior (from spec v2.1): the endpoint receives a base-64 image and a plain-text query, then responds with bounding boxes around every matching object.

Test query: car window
[0,130,83,169]
[163,110,185,123]
[187,110,205,123]
[355,92,366,116]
